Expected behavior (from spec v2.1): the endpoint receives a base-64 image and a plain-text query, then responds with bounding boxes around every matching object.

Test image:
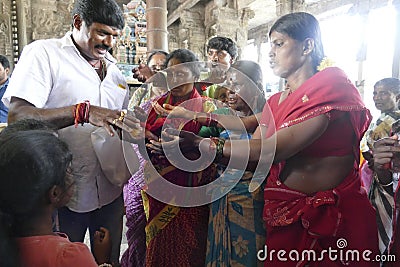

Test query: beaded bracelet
[98,263,112,267]
[374,173,393,187]
[73,100,90,127]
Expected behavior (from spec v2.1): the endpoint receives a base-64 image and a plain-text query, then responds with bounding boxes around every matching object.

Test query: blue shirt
[0,77,9,123]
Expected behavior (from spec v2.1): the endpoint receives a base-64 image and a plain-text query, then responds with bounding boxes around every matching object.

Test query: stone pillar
[146,0,168,53]
[276,0,305,16]
[16,0,28,53]
[393,0,400,78]
[0,0,13,67]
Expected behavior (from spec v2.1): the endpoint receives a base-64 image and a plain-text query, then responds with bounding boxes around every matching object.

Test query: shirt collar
[0,77,9,89]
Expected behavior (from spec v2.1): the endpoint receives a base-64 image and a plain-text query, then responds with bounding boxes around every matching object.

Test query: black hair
[72,0,125,29]
[147,50,168,67]
[269,12,325,72]
[229,60,266,113]
[165,49,200,78]
[374,78,400,95]
[0,131,72,267]
[0,55,10,70]
[0,119,56,137]
[207,37,238,60]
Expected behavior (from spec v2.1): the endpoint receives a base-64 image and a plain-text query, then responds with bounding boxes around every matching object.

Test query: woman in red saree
[160,12,379,266]
[143,49,215,267]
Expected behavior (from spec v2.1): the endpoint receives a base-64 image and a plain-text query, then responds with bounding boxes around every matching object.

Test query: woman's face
[225,71,251,113]
[268,31,307,79]
[215,87,229,104]
[373,84,398,113]
[148,53,166,73]
[166,57,195,97]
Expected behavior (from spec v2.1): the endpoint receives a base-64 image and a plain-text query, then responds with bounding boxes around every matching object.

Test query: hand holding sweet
[373,135,400,171]
[152,103,194,120]
[92,227,111,265]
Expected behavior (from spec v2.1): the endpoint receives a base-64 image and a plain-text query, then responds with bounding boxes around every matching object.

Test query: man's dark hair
[72,0,125,30]
[374,78,400,95]
[207,37,238,60]
[0,55,10,70]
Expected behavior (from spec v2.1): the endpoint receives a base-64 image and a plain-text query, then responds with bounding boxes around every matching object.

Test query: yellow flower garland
[317,57,335,71]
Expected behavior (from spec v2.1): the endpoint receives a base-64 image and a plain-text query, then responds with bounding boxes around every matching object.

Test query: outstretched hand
[104,110,144,143]
[161,128,203,154]
[132,64,154,82]
[92,227,111,265]
[152,103,193,120]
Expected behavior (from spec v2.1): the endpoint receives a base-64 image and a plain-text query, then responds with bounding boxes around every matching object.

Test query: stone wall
[0,0,14,67]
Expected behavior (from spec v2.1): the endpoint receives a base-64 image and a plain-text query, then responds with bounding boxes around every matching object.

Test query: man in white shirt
[2,0,136,265]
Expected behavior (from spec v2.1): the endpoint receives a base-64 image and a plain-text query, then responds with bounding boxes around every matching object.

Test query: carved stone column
[0,4,12,58]
[393,0,400,78]
[204,1,254,59]
[31,0,73,41]
[146,0,168,53]
[177,5,206,60]
[276,0,305,16]
[16,0,27,53]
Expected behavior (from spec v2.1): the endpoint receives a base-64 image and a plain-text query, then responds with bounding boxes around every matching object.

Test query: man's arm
[8,97,135,136]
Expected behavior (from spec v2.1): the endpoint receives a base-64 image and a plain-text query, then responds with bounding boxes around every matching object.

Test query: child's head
[0,130,72,222]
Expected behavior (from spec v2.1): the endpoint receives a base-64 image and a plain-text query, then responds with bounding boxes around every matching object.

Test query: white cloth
[3,32,129,212]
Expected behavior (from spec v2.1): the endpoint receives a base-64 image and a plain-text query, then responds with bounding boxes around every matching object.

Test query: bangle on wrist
[193,112,198,121]
[73,100,90,127]
[374,172,393,187]
[98,263,112,267]
[210,137,225,163]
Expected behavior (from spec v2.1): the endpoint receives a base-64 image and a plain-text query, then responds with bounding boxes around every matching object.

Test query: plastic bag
[91,127,139,187]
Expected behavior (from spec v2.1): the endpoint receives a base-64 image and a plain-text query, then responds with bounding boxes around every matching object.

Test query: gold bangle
[98,264,113,267]
[374,173,393,187]
[193,112,198,121]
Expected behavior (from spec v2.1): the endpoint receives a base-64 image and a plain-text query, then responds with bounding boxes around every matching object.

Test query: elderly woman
[200,60,266,267]
[158,13,379,266]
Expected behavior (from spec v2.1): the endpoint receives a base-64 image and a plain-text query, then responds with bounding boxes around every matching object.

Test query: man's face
[207,48,232,67]
[0,63,9,85]
[73,15,120,60]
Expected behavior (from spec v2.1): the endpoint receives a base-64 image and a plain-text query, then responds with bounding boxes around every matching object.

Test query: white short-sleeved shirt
[3,33,129,212]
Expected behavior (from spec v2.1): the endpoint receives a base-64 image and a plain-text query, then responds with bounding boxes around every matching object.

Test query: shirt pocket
[100,76,128,109]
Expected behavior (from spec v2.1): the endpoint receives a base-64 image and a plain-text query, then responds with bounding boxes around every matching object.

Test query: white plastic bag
[91,127,139,187]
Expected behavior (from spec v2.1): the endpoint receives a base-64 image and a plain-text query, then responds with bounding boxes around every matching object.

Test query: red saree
[144,88,215,267]
[260,67,379,266]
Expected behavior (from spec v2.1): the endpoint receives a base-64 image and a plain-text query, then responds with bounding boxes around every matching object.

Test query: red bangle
[73,100,90,127]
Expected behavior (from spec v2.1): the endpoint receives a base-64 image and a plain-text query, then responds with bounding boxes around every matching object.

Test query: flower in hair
[317,57,335,71]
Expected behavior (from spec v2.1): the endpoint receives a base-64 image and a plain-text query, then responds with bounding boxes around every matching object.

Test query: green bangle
[210,137,225,163]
